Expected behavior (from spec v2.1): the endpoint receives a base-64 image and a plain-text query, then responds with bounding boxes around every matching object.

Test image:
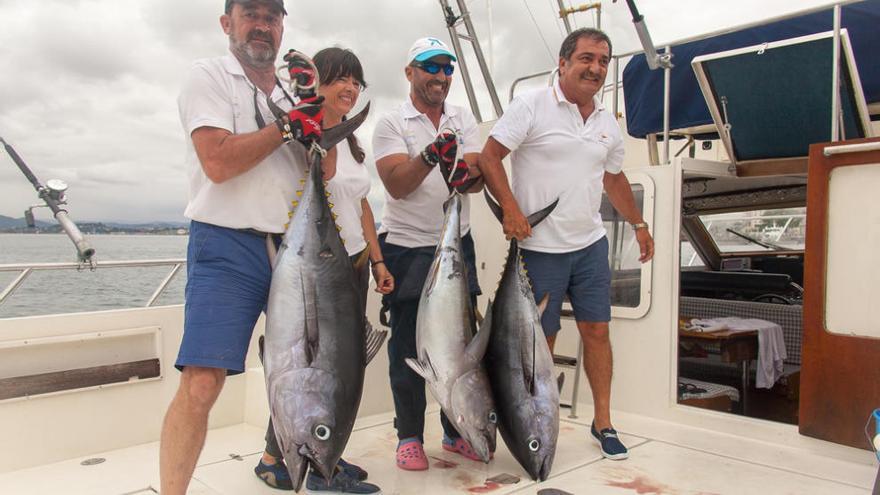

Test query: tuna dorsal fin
[319,102,370,150]
[466,300,493,365]
[557,372,565,394]
[352,243,370,272]
[526,198,559,228]
[536,292,551,316]
[363,320,387,366]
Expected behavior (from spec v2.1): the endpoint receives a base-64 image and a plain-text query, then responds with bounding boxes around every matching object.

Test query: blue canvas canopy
[622,1,880,139]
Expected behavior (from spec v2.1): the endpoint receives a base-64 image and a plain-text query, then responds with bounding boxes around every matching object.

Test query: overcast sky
[0,0,839,223]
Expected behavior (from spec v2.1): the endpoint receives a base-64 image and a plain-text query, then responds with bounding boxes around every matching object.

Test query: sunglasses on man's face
[414,61,455,76]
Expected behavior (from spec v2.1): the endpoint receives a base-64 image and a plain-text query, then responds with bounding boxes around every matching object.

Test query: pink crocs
[396,439,429,471]
[441,437,493,462]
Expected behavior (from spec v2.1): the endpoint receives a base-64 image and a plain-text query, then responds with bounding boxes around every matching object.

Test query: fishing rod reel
[1,135,97,270]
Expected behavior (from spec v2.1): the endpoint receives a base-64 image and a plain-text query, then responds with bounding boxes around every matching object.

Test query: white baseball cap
[407,37,457,64]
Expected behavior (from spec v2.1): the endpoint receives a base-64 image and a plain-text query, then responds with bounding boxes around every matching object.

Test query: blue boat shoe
[306,468,381,494]
[255,459,294,490]
[591,422,629,460]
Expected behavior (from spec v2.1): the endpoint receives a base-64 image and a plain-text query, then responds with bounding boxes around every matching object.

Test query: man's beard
[229,32,277,68]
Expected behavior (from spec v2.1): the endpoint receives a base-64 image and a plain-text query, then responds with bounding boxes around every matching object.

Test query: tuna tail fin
[466,299,493,365]
[526,198,559,228]
[364,321,387,366]
[319,102,371,151]
[483,191,559,229]
[483,190,503,224]
[442,191,464,214]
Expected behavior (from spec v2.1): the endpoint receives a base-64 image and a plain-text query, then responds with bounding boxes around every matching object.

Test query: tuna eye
[488,411,498,424]
[528,439,541,452]
[314,424,331,441]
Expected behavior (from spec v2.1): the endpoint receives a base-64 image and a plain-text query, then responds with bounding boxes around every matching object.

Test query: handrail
[823,142,880,157]
[0,258,186,310]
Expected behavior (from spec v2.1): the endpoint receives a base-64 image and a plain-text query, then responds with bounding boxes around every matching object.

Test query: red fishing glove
[283,49,318,100]
[277,97,324,146]
[443,158,470,189]
[420,132,457,168]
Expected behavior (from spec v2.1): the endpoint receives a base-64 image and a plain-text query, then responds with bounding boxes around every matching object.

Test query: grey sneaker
[305,469,381,494]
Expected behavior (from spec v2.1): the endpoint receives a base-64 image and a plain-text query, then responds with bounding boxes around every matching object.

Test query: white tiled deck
[1,408,876,494]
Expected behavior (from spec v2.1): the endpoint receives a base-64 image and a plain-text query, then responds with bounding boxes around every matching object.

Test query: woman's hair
[313,47,368,164]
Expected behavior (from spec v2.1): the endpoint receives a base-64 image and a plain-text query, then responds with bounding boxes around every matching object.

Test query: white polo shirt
[179,55,305,233]
[372,100,481,248]
[489,80,624,253]
[326,138,371,256]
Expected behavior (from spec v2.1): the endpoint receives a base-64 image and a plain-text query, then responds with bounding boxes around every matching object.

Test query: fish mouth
[538,453,554,481]
[284,449,310,492]
[299,444,335,482]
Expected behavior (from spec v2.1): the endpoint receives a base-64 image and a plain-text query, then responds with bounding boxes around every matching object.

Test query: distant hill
[0,215,51,229]
[0,216,188,234]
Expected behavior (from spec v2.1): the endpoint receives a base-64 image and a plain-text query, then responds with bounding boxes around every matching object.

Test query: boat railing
[0,259,186,312]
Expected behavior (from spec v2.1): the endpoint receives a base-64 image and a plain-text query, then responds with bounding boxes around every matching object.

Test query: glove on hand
[278,97,324,146]
[443,158,470,189]
[283,49,318,100]
[420,132,457,168]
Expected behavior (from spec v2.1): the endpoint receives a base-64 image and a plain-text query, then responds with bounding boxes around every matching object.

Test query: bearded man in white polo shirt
[160,1,376,494]
[372,37,485,471]
[480,28,654,461]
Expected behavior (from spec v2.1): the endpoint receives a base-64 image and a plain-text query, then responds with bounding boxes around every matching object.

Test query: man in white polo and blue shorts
[160,1,376,494]
[479,27,654,461]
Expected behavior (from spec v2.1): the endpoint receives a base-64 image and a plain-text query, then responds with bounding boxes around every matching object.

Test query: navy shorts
[521,237,611,337]
[176,221,275,375]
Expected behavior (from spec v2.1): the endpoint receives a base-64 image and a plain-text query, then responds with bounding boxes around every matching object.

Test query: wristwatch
[631,222,649,231]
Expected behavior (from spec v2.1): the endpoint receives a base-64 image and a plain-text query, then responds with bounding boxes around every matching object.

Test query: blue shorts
[176,221,275,375]
[521,237,611,337]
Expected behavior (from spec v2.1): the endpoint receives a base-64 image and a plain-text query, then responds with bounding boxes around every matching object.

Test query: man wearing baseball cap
[159,1,376,494]
[372,37,486,471]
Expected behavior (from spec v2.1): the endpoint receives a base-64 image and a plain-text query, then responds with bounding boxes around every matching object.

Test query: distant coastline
[0,216,188,235]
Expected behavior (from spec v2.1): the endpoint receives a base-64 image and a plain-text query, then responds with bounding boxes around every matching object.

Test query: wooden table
[679,328,759,412]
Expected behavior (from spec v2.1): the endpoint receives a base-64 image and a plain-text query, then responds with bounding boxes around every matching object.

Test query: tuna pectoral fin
[352,243,370,272]
[364,321,388,366]
[406,355,438,382]
[537,292,550,316]
[557,372,565,394]
[466,300,493,365]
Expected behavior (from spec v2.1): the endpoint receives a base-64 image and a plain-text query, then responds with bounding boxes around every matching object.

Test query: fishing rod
[1,135,96,268]
[614,0,673,70]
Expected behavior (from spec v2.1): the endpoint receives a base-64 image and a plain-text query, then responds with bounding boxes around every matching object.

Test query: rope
[523,0,556,64]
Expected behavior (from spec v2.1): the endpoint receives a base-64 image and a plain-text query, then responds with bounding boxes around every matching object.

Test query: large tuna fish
[263,104,386,492]
[484,192,560,481]
[405,192,497,463]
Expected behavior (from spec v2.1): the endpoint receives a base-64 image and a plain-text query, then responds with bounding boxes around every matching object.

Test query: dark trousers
[387,297,459,442]
[264,253,370,459]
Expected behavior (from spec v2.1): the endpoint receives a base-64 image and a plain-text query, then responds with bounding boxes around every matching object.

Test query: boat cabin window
[698,207,806,254]
[601,182,652,315]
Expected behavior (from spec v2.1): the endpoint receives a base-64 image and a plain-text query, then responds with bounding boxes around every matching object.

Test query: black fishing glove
[420,132,457,168]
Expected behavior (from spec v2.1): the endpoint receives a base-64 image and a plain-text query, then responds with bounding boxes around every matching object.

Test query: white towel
[686,317,787,389]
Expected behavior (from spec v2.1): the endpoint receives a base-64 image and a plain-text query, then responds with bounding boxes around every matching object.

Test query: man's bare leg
[576,321,613,430]
[160,366,226,495]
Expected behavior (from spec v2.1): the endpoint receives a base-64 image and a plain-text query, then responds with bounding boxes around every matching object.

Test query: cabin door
[800,136,880,449]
